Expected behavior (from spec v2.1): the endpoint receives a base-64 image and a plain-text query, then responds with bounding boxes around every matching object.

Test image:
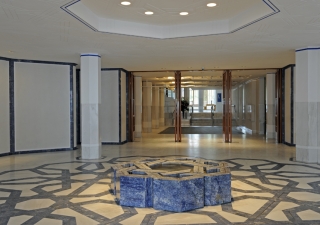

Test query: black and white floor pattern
[1,156,320,225]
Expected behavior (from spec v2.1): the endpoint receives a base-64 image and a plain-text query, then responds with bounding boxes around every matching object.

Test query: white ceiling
[66,0,274,38]
[0,0,319,73]
[81,0,258,25]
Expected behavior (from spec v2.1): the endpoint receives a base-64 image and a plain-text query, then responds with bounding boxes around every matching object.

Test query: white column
[251,80,257,133]
[152,86,159,128]
[80,54,101,159]
[258,78,266,135]
[159,87,165,126]
[134,76,142,138]
[266,73,276,139]
[199,89,204,113]
[184,88,190,102]
[238,85,243,126]
[142,81,152,133]
[295,47,320,163]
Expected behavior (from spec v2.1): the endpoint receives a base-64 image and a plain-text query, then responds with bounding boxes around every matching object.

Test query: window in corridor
[205,90,217,105]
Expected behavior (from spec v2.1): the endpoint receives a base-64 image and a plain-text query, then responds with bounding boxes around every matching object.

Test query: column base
[142,121,152,133]
[266,132,276,139]
[152,120,159,129]
[143,128,152,133]
[135,132,142,138]
[296,145,319,163]
[159,119,164,127]
[81,144,101,159]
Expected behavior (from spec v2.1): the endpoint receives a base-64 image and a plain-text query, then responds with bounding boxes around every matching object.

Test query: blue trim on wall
[0,56,11,61]
[61,0,280,40]
[14,59,76,66]
[282,64,295,70]
[119,70,122,143]
[284,142,296,147]
[296,47,320,52]
[0,148,78,157]
[9,60,15,154]
[76,69,81,145]
[126,72,129,142]
[291,65,295,145]
[282,64,296,147]
[102,141,127,145]
[80,54,101,58]
[281,69,285,144]
[70,65,75,149]
[101,68,128,73]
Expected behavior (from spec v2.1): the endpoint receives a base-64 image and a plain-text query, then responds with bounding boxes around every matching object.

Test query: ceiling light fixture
[121,1,131,6]
[207,3,217,7]
[145,11,154,15]
[180,12,188,16]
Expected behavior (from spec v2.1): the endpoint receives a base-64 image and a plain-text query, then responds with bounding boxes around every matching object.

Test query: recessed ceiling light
[207,3,217,7]
[180,12,188,16]
[145,11,154,15]
[121,1,131,5]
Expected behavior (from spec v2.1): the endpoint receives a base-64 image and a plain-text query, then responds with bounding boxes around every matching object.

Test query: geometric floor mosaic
[1,156,320,224]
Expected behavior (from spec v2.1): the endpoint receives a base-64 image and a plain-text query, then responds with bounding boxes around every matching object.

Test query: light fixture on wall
[180,12,189,16]
[145,11,154,15]
[207,3,217,7]
[121,1,131,5]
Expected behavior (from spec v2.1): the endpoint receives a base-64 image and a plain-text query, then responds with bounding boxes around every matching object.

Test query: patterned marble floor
[1,155,320,225]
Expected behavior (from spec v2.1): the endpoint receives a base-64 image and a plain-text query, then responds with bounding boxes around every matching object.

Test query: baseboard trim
[102,141,127,145]
[284,142,296,147]
[0,147,78,158]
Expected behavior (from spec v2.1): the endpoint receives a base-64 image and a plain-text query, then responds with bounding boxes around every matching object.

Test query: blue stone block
[146,177,153,207]
[153,177,204,212]
[204,173,231,206]
[120,176,153,208]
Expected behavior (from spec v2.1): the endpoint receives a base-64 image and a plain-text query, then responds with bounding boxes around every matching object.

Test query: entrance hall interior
[136,69,278,140]
[0,0,320,224]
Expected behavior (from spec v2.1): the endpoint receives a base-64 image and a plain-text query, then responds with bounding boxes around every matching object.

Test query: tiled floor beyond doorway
[0,128,319,225]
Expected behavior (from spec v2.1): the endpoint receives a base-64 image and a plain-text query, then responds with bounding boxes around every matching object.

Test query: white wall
[100,70,119,143]
[121,71,127,142]
[15,62,70,151]
[0,60,10,154]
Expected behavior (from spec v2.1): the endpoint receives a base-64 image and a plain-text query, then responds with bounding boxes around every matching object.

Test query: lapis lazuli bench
[112,157,231,212]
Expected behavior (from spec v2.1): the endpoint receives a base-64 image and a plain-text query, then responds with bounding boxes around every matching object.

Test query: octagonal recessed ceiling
[63,0,279,39]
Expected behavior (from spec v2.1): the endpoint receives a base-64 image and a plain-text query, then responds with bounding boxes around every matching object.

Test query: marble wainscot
[112,157,231,212]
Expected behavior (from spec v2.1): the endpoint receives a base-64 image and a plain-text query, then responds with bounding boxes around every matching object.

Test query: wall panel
[73,66,77,147]
[0,60,10,154]
[15,63,70,151]
[100,70,119,143]
[121,71,127,142]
